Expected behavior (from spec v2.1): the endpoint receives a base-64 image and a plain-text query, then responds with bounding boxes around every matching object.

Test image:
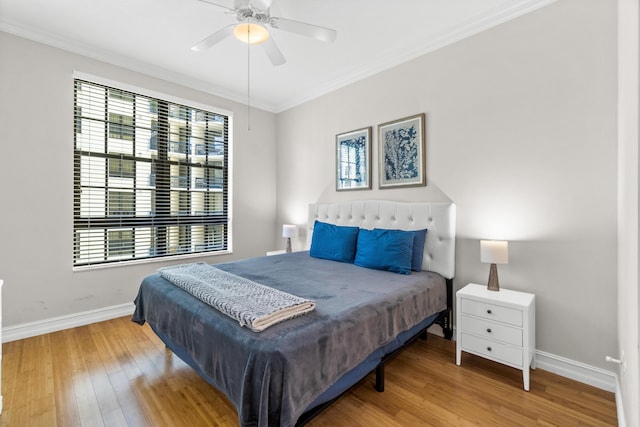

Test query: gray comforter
[132,251,446,427]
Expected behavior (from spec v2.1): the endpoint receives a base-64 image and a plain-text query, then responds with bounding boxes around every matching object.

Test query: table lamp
[480,240,509,291]
[282,224,297,253]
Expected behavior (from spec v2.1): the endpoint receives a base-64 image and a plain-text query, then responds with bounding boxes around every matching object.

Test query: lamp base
[285,238,292,253]
[487,263,500,291]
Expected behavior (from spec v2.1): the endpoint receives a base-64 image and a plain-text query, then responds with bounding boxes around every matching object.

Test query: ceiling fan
[192,0,337,66]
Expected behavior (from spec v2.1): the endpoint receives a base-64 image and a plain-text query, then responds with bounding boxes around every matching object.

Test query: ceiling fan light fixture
[234,23,269,44]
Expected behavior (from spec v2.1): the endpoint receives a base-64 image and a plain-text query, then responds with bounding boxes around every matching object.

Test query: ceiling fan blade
[251,0,273,11]
[233,0,250,9]
[262,37,286,66]
[191,24,236,51]
[198,0,235,11]
[270,17,337,43]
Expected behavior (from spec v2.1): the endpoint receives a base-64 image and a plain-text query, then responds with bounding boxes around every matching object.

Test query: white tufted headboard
[307,200,456,280]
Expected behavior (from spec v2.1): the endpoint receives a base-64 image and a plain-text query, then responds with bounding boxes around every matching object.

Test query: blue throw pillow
[354,228,413,275]
[409,229,428,271]
[309,221,359,263]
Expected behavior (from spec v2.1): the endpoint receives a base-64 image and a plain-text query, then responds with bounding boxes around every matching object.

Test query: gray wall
[0,32,278,326]
[0,0,621,374]
[276,0,618,369]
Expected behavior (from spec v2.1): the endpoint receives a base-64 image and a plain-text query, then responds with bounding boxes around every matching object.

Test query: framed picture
[336,127,372,191]
[378,113,426,189]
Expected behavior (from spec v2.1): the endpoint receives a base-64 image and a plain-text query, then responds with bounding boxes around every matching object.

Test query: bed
[132,200,456,427]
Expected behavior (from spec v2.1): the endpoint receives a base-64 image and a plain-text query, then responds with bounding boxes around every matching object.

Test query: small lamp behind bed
[480,240,509,291]
[283,224,297,253]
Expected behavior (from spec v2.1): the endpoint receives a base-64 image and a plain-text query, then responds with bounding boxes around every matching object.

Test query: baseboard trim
[2,302,135,343]
[614,373,626,427]
[535,349,616,392]
[3,309,619,396]
[451,326,616,392]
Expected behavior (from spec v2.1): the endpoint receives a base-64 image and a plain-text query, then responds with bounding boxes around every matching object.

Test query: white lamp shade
[282,224,297,238]
[480,240,509,264]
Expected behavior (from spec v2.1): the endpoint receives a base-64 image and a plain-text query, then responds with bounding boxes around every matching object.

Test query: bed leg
[442,311,453,340]
[419,330,428,340]
[375,364,385,392]
[437,278,454,340]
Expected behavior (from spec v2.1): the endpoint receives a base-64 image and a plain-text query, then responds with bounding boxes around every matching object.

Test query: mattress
[132,251,447,427]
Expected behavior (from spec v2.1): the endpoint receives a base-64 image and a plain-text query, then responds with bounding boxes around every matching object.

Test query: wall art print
[336,127,372,191]
[378,113,426,189]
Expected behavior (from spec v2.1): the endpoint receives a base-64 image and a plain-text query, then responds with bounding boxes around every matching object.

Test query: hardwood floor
[1,316,617,426]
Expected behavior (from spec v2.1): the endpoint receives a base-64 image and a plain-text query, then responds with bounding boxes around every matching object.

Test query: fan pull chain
[247,23,251,132]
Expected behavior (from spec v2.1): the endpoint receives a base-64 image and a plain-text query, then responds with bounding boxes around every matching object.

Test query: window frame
[72,72,233,270]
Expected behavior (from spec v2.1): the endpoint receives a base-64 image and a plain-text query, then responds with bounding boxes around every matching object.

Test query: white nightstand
[456,283,535,391]
[266,250,286,256]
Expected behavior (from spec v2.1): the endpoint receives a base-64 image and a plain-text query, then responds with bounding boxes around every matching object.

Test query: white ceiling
[0,0,555,113]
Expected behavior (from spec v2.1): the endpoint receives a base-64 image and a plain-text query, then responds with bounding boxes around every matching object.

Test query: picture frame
[336,127,372,191]
[378,113,426,189]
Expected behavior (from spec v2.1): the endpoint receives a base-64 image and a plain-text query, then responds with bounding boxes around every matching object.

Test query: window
[108,158,135,179]
[108,191,135,216]
[73,78,231,268]
[108,113,134,141]
[108,229,134,258]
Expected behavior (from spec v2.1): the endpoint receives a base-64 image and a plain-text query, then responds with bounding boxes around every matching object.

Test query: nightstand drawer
[461,333,523,368]
[460,298,523,326]
[459,315,522,346]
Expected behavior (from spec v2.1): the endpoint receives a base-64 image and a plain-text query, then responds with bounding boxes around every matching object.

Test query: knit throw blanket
[158,262,316,332]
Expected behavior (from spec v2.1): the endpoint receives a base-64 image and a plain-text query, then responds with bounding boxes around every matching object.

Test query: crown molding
[273,0,558,113]
[1,0,556,114]
[0,18,278,113]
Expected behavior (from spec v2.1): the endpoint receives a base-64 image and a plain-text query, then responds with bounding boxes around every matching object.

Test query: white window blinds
[73,79,230,268]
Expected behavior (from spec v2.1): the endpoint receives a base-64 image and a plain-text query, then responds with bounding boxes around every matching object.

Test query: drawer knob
[487,346,492,352]
[486,328,492,333]
[486,309,492,314]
